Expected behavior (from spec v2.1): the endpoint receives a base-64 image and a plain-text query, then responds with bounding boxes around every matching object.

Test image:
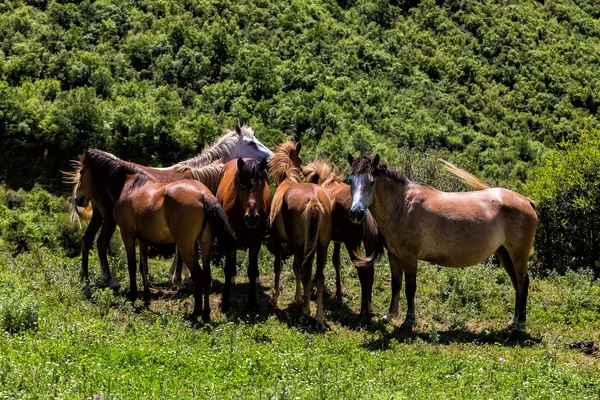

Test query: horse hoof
[255,276,261,285]
[230,276,236,285]
[400,320,414,330]
[316,322,327,332]
[107,280,119,290]
[381,313,396,323]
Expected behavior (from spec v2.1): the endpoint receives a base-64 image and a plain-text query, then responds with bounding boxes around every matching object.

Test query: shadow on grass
[362,326,542,351]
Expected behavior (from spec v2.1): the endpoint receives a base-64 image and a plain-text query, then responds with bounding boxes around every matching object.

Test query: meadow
[0,229,599,398]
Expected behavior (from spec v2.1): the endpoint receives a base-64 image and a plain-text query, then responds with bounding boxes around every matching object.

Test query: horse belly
[418,221,504,268]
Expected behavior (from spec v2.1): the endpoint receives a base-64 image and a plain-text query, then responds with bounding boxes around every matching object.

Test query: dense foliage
[1,0,600,191]
[525,129,600,276]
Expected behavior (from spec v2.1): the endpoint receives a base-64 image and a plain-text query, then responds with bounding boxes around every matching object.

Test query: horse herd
[67,125,537,331]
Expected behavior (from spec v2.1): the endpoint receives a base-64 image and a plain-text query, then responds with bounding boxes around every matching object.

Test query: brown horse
[217,157,270,309]
[269,142,332,330]
[348,154,537,329]
[73,150,237,319]
[67,153,222,289]
[303,159,382,316]
[69,124,270,288]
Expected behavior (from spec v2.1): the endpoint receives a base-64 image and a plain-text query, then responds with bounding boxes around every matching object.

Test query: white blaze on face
[350,174,366,212]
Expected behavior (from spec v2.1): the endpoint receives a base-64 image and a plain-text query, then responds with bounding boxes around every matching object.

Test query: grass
[0,244,599,399]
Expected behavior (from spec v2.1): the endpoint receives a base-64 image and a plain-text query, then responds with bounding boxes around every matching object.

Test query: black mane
[234,159,267,194]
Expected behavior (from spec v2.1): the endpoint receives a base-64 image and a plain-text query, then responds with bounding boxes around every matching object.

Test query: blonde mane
[303,158,344,189]
[171,161,224,193]
[176,125,255,169]
[269,142,304,185]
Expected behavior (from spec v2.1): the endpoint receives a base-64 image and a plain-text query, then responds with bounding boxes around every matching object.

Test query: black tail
[202,196,238,249]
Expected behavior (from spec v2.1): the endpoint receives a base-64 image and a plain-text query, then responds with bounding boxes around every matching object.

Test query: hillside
[1,0,600,190]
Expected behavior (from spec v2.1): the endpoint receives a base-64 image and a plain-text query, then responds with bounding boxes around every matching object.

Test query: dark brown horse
[73,150,237,319]
[69,124,271,288]
[348,154,537,329]
[269,142,332,330]
[303,159,382,316]
[217,158,270,309]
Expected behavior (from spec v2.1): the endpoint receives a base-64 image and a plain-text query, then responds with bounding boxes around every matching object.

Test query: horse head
[233,124,274,161]
[235,157,269,228]
[347,153,383,224]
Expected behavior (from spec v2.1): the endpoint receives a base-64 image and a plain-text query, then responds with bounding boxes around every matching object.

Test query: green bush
[0,273,38,333]
[525,129,600,275]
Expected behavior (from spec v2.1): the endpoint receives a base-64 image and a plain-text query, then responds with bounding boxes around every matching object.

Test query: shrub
[0,273,39,333]
[525,129,600,276]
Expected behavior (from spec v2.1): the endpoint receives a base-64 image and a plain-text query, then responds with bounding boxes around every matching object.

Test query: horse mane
[303,158,344,188]
[269,142,304,185]
[439,159,490,190]
[350,154,408,184]
[171,162,224,193]
[176,125,255,168]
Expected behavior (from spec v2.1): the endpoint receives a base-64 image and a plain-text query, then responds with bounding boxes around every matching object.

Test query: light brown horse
[303,159,382,316]
[269,142,332,330]
[217,157,270,309]
[348,154,537,329]
[73,150,237,319]
[69,124,271,288]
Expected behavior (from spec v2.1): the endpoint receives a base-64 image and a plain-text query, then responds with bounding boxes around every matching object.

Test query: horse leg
[293,248,304,305]
[332,242,343,299]
[383,252,403,323]
[80,209,102,282]
[171,249,185,291]
[96,216,117,289]
[247,245,260,309]
[401,259,418,329]
[120,232,137,302]
[222,249,236,310]
[199,235,213,321]
[138,239,151,302]
[178,242,203,318]
[496,246,520,327]
[314,243,327,331]
[347,242,374,317]
[272,234,283,307]
[508,251,530,329]
[299,251,316,325]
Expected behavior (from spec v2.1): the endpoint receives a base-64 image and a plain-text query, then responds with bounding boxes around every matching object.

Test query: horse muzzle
[75,194,89,208]
[349,207,365,225]
[244,213,260,229]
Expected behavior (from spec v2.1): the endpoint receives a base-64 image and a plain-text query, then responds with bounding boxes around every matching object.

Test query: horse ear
[372,154,380,170]
[347,154,354,165]
[237,157,245,170]
[295,142,302,156]
[235,123,243,136]
[259,158,268,171]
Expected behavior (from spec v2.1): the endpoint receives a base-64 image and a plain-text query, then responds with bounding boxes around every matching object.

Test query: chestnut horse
[269,142,332,330]
[348,154,537,329]
[303,159,382,316]
[70,124,272,288]
[217,158,270,309]
[73,150,237,319]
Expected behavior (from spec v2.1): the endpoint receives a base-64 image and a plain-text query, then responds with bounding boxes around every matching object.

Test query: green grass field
[0,244,599,399]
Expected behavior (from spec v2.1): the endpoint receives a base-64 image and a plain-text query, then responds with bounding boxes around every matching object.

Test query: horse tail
[352,213,385,268]
[202,195,238,249]
[301,198,324,266]
[439,159,490,190]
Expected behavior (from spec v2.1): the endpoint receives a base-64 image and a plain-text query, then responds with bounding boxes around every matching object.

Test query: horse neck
[101,172,127,204]
[370,175,406,228]
[178,135,237,167]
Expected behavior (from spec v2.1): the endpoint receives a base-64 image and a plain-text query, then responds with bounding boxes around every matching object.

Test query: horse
[347,154,537,329]
[303,159,382,316]
[73,149,237,320]
[69,124,272,288]
[66,153,223,290]
[216,158,270,309]
[269,142,332,330]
